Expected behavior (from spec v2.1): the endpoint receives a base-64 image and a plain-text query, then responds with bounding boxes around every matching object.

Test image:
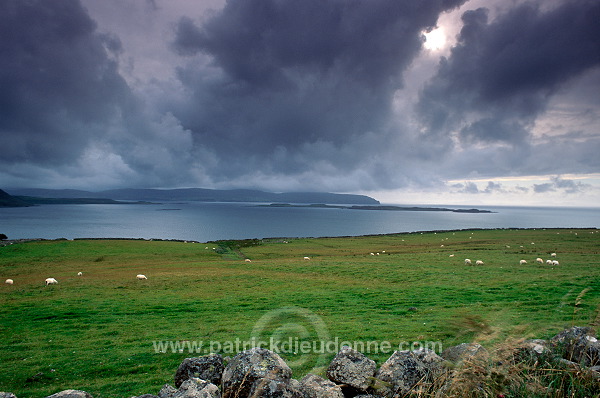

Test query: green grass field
[1,228,599,397]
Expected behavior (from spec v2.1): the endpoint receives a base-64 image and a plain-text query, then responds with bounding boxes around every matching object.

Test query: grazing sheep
[136,274,148,280]
[77,272,83,276]
[370,253,375,256]
[464,259,472,265]
[5,279,14,285]
[303,256,310,260]
[245,259,252,263]
[45,277,58,285]
[551,252,557,257]
[449,254,455,257]
[546,260,553,265]
[475,260,484,265]
[536,258,544,264]
[519,260,527,265]
[552,260,560,266]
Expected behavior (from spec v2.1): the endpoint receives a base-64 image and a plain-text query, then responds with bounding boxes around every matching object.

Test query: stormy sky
[1,0,599,205]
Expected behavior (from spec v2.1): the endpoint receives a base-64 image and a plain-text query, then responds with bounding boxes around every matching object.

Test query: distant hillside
[0,189,32,207]
[6,188,380,205]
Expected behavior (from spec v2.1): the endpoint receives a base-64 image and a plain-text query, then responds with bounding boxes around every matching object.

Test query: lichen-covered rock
[175,354,224,387]
[173,378,220,398]
[374,349,444,397]
[221,348,292,398]
[441,343,488,364]
[0,393,17,398]
[45,391,93,398]
[326,347,376,391]
[551,326,595,345]
[133,395,158,398]
[299,374,344,398]
[516,339,552,363]
[552,326,600,366]
[158,384,177,398]
[248,379,303,398]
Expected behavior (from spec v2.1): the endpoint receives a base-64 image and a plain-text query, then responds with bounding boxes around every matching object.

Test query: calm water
[0,202,598,242]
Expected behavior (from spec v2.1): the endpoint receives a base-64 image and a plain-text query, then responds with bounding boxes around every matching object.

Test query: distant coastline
[3,187,379,207]
[258,203,495,213]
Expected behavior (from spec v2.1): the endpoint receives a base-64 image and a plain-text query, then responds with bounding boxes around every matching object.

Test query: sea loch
[0,202,598,242]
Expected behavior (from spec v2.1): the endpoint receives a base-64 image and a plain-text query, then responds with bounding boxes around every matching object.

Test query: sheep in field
[464,259,472,265]
[536,258,544,264]
[5,279,14,285]
[551,252,557,257]
[552,260,560,266]
[519,260,527,265]
[475,260,484,265]
[546,260,553,265]
[45,277,58,285]
[245,259,252,263]
[303,257,310,260]
[136,274,148,280]
[77,272,83,276]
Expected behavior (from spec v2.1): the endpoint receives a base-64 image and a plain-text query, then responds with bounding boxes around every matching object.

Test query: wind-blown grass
[0,229,598,397]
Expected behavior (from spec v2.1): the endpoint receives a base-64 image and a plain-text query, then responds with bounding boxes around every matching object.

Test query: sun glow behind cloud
[423,28,446,51]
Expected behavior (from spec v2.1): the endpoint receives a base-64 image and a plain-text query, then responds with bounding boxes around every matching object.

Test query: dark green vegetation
[0,229,599,397]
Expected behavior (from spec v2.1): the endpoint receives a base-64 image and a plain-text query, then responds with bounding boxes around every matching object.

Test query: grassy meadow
[0,228,599,397]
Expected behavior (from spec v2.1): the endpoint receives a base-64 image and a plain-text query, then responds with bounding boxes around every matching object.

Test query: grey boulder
[221,348,292,398]
[299,374,344,398]
[175,354,224,388]
[248,379,303,398]
[174,378,220,398]
[374,349,444,397]
[326,347,376,391]
[45,391,93,398]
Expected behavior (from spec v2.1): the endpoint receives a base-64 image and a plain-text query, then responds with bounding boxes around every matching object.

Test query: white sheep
[136,274,148,280]
[475,260,484,265]
[551,252,557,257]
[449,254,455,257]
[245,259,252,263]
[546,260,553,265]
[77,272,83,276]
[552,260,560,266]
[464,259,472,265]
[303,257,310,260]
[45,277,58,285]
[5,279,14,285]
[536,258,543,264]
[519,260,527,265]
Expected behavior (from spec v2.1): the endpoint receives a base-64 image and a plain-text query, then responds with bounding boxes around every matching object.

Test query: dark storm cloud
[417,0,600,146]
[533,176,590,194]
[170,0,467,185]
[0,0,132,166]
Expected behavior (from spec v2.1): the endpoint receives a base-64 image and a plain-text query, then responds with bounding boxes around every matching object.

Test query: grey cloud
[417,0,600,146]
[454,182,480,194]
[534,176,590,194]
[170,0,467,187]
[0,0,133,166]
[482,181,504,193]
[533,183,555,193]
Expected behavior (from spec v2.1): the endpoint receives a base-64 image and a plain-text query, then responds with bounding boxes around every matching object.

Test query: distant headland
[1,187,379,207]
